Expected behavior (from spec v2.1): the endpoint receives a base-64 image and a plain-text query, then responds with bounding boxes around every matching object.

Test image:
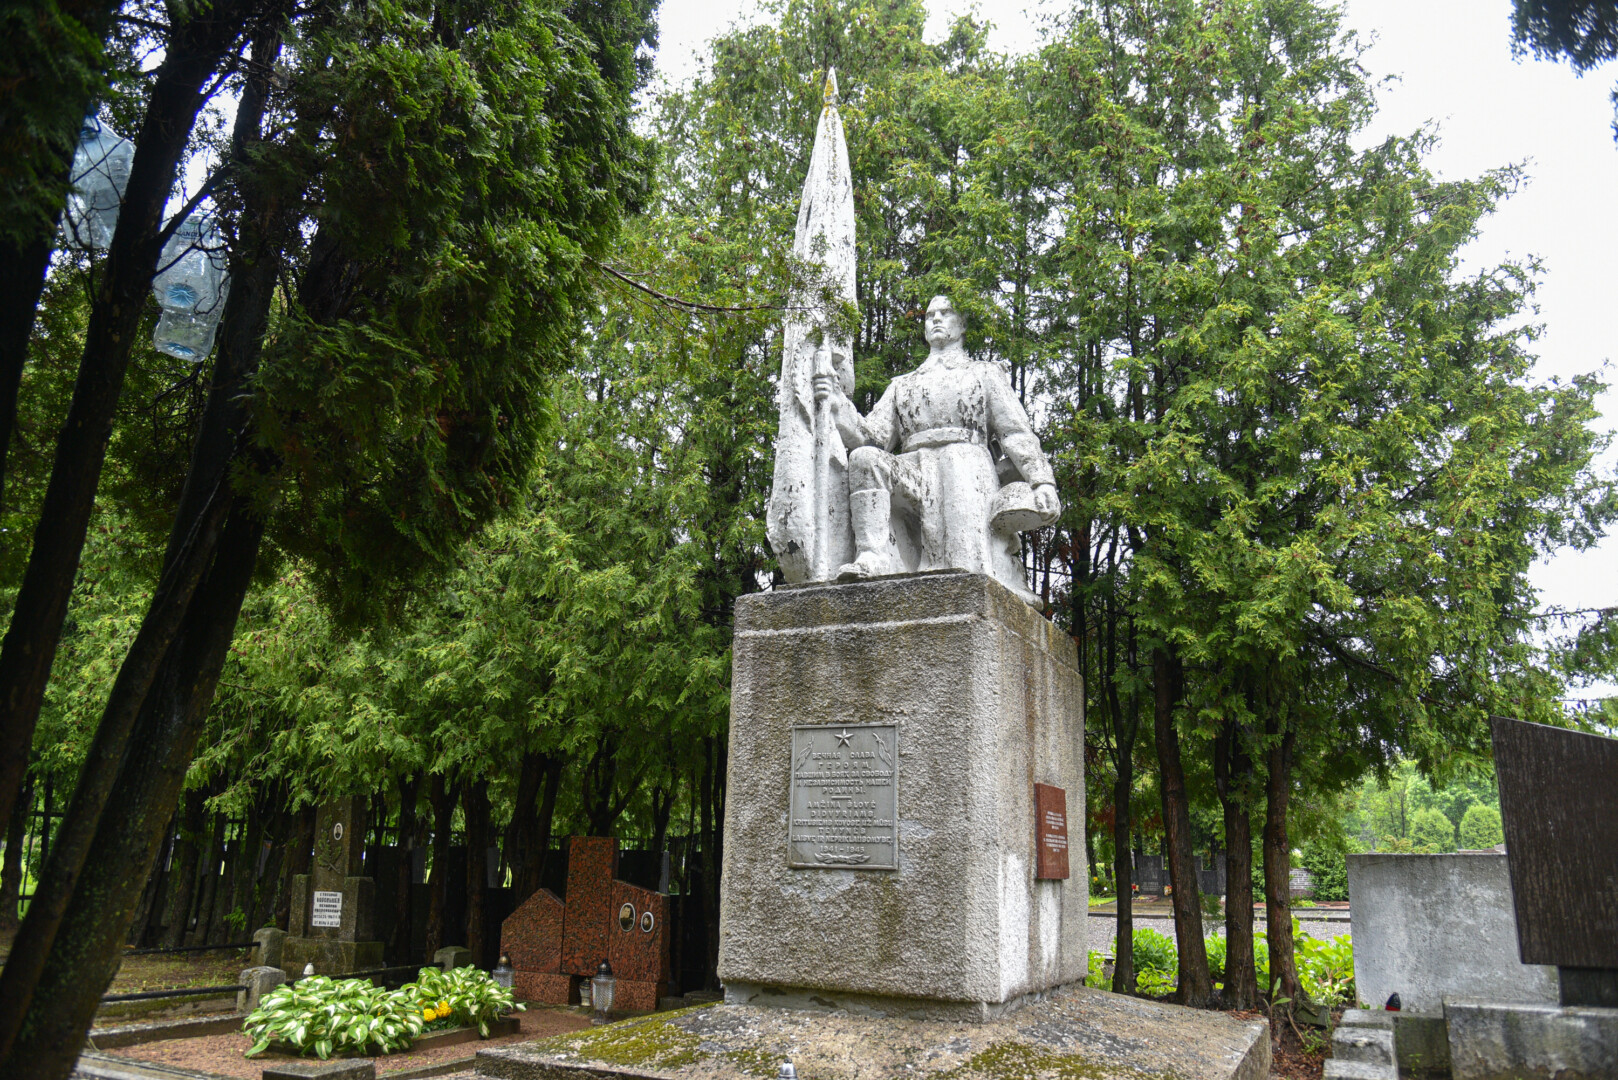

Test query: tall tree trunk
[464,781,489,967]
[0,774,32,934]
[160,789,204,948]
[1214,716,1258,1009]
[532,755,562,891]
[698,736,724,991]
[424,774,452,959]
[1111,765,1135,993]
[1263,722,1305,1007]
[0,0,262,848]
[187,813,224,947]
[126,809,175,945]
[1152,646,1210,1005]
[276,805,314,931]
[389,776,418,962]
[502,753,543,902]
[0,499,266,1077]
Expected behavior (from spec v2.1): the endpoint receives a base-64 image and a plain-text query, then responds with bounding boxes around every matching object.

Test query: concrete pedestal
[717,571,1085,1019]
[1445,1000,1618,1079]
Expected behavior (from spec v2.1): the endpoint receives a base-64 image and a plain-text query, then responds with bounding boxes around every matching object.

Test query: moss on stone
[543,1009,704,1071]
[722,1046,792,1078]
[936,1040,1173,1080]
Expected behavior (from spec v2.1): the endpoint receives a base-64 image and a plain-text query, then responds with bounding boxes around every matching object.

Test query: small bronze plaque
[788,724,898,869]
[1492,716,1618,969]
[1034,783,1070,880]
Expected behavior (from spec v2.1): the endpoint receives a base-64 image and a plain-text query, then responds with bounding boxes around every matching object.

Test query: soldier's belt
[901,427,985,452]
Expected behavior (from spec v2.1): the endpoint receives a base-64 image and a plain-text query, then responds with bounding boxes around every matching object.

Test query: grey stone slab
[1444,999,1618,1080]
[1331,1025,1394,1064]
[720,572,1085,1013]
[1321,1062,1396,1080]
[1347,853,1557,1013]
[261,1060,376,1080]
[472,990,1268,1080]
[238,965,286,1013]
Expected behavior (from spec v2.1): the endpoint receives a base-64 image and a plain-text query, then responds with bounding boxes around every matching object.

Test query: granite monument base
[1444,1000,1618,1080]
[280,936,384,979]
[472,989,1269,1080]
[718,571,1085,1018]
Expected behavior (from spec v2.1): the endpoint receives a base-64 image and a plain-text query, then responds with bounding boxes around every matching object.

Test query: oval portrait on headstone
[618,902,635,931]
[640,910,654,934]
[332,823,343,840]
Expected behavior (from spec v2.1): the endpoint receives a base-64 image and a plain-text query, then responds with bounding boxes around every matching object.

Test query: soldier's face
[925,297,964,346]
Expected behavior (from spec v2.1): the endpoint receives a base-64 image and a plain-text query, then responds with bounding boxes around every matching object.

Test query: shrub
[1411,807,1456,852]
[1459,804,1503,850]
[244,976,426,1059]
[1296,930,1355,1006]
[244,966,521,1058]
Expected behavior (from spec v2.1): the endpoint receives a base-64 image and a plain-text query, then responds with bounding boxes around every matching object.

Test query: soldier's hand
[813,372,840,403]
[1033,483,1061,521]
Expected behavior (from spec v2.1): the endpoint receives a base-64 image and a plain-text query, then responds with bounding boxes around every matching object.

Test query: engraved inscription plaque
[1034,783,1069,880]
[311,889,343,928]
[789,723,898,869]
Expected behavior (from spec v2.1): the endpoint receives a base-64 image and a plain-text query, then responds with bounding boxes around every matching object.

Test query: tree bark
[388,776,418,962]
[276,805,314,931]
[1152,646,1210,1005]
[0,773,32,934]
[698,736,725,991]
[1263,722,1306,1007]
[186,813,224,947]
[464,780,489,967]
[1214,716,1259,1009]
[0,500,266,1078]
[0,0,262,850]
[424,773,452,960]
[160,789,204,948]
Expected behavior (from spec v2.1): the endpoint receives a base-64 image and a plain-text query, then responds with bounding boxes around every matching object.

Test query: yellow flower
[437,1000,449,1012]
[421,1008,433,1021]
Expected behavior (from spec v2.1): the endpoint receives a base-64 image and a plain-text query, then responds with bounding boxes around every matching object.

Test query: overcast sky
[653,0,1618,697]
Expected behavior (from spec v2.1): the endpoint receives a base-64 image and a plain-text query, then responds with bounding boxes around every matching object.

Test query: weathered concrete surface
[719,572,1085,1014]
[1347,853,1556,1013]
[1444,1000,1618,1080]
[1335,1009,1449,1076]
[473,990,1269,1080]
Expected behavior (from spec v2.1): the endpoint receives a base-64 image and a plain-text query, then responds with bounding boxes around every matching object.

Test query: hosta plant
[243,975,426,1059]
[408,965,524,1037]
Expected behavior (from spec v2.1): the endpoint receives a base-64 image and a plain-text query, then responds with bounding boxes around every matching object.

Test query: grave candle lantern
[591,959,615,1021]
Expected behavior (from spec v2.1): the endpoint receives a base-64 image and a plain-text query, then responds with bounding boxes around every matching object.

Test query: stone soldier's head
[924,295,966,350]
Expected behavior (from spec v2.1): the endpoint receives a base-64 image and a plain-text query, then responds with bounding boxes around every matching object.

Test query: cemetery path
[105,1005,590,1078]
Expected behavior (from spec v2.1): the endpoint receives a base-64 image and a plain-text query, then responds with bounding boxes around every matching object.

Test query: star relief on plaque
[788,723,897,870]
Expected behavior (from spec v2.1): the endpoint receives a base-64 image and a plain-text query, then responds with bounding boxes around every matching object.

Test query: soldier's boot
[837,488,901,580]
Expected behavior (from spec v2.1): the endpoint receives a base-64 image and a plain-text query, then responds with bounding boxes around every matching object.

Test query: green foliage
[1295,931,1356,1007]
[1298,837,1354,903]
[1411,807,1457,853]
[1085,950,1108,989]
[408,965,523,1038]
[242,975,426,1059]
[1459,804,1504,850]
[242,967,520,1058]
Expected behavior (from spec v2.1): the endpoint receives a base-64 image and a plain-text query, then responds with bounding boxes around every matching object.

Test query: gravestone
[1134,854,1165,896]
[1491,716,1618,1006]
[282,798,383,977]
[1433,716,1618,1079]
[500,835,671,1011]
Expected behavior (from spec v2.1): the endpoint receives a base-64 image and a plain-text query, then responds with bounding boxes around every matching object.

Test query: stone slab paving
[473,989,1269,1080]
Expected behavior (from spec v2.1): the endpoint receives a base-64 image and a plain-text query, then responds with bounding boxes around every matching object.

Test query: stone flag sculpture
[766,70,1060,605]
[766,69,858,584]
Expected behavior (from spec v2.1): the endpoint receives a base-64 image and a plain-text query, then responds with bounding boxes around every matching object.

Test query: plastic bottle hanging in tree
[61,114,134,252]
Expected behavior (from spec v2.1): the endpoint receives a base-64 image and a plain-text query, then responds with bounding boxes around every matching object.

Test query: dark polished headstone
[1490,716,1618,1006]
